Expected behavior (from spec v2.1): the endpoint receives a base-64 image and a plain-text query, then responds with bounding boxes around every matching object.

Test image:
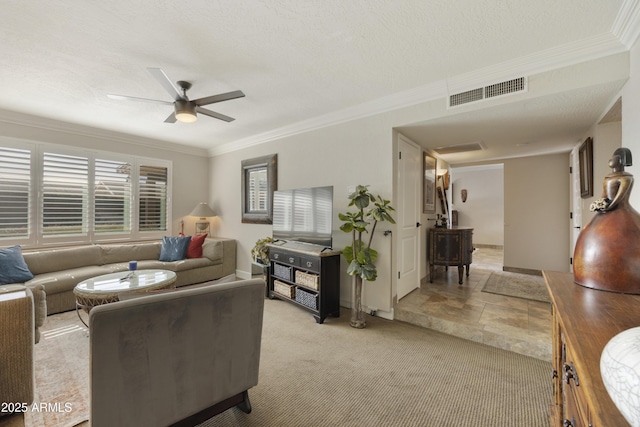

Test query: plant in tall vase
[339,185,395,328]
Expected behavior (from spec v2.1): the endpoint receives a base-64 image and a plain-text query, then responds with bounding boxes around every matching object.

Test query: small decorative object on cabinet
[544,270,640,427]
[573,147,640,294]
[427,227,473,285]
[601,327,640,427]
[267,242,341,324]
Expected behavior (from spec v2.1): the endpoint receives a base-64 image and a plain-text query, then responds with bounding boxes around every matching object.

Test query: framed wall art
[423,152,436,213]
[579,137,593,198]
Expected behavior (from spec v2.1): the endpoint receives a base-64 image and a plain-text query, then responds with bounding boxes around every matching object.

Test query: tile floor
[394,246,552,362]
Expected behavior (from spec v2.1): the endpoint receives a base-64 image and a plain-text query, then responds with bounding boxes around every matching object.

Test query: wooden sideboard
[427,227,473,285]
[544,270,639,426]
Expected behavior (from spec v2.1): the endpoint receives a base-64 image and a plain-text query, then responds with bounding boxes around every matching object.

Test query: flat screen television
[272,185,333,248]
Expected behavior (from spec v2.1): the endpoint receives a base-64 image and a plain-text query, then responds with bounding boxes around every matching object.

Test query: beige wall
[579,121,622,227]
[0,119,210,236]
[450,164,504,246]
[210,116,395,311]
[622,36,640,210]
[503,153,570,272]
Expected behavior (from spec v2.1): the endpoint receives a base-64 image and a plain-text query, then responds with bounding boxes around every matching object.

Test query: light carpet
[481,271,550,303]
[14,299,551,427]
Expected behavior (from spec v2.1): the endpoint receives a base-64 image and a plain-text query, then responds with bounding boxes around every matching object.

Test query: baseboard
[236,269,252,279]
[502,266,542,276]
[474,244,504,249]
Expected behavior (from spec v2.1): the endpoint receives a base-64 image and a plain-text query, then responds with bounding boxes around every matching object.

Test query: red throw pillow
[187,234,207,258]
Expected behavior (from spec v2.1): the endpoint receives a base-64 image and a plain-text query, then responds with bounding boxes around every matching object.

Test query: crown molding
[612,0,640,49]
[208,80,448,156]
[446,33,626,94]
[0,109,209,157]
[211,33,628,157]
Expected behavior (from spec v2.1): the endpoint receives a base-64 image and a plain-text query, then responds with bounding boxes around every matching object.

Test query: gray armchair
[89,278,265,427]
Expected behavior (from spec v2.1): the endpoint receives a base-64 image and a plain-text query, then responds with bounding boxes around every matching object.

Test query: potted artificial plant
[251,236,274,265]
[339,185,395,328]
[251,236,274,295]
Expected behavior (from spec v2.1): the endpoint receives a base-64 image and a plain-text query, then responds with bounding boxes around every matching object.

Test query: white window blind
[139,165,167,232]
[95,159,132,234]
[0,147,31,238]
[42,152,89,236]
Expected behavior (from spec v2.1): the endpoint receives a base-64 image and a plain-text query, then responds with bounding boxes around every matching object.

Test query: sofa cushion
[159,236,191,262]
[187,234,207,258]
[202,239,223,264]
[0,246,34,285]
[100,242,161,265]
[27,266,111,295]
[23,245,102,275]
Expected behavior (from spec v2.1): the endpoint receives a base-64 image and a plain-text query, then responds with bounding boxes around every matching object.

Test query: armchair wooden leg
[237,390,252,414]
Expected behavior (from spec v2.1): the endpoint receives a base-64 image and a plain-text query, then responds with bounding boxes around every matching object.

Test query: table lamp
[189,202,216,235]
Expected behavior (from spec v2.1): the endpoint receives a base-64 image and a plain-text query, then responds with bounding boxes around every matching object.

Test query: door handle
[416,222,422,227]
[573,226,581,229]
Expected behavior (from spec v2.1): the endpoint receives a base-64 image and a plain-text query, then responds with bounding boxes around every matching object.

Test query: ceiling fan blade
[147,67,183,101]
[164,112,177,123]
[193,90,245,107]
[196,107,235,122]
[107,94,172,105]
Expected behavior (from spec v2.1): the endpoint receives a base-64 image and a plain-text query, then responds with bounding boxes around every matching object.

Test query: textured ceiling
[0,0,634,161]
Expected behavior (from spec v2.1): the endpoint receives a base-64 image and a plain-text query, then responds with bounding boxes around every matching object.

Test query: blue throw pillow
[159,236,192,262]
[0,245,34,285]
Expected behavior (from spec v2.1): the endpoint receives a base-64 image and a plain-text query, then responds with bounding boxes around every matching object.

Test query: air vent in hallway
[433,141,486,155]
[448,77,527,108]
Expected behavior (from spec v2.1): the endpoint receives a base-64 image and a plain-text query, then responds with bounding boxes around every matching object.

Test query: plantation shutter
[0,147,31,238]
[138,165,167,232]
[95,159,132,234]
[42,152,89,236]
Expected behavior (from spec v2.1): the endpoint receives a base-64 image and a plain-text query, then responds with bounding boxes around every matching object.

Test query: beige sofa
[8,237,236,321]
[90,278,265,426]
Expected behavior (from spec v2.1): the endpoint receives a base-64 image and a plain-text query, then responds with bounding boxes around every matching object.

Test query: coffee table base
[73,271,177,326]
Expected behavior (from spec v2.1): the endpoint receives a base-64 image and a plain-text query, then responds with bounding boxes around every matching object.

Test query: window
[42,152,89,237]
[95,158,132,234]
[0,147,31,239]
[139,165,167,232]
[0,139,171,247]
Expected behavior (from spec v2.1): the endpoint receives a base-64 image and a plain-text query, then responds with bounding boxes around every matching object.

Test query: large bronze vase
[573,147,640,294]
[573,204,640,293]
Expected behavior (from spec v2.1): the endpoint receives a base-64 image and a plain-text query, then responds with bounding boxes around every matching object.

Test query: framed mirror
[241,154,277,223]
[423,152,436,213]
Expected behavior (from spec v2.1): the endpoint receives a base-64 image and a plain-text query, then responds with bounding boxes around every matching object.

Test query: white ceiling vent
[448,77,527,108]
[433,141,486,155]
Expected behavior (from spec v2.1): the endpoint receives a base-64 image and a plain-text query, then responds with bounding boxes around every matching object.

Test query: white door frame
[570,144,582,270]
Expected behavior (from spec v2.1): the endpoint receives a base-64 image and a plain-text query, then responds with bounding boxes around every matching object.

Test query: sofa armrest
[89,278,264,427]
[0,285,35,407]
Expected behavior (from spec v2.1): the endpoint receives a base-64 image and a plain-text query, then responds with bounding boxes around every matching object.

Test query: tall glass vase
[350,275,366,328]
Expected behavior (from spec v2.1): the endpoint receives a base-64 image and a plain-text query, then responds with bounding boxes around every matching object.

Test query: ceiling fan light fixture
[174,100,197,123]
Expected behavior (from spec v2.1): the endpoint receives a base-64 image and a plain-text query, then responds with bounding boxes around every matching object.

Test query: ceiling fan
[107,67,245,123]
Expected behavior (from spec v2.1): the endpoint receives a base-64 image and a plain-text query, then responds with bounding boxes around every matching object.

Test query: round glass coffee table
[73,269,177,326]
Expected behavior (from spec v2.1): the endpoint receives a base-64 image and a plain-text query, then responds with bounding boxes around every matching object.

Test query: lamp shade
[189,203,216,218]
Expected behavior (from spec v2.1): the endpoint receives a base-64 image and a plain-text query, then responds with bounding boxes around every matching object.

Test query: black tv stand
[267,242,341,324]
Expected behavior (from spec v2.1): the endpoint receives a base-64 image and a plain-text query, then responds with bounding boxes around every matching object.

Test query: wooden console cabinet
[427,227,473,285]
[544,270,640,427]
[268,242,340,324]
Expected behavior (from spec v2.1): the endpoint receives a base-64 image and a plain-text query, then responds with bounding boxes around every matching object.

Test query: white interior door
[397,135,421,300]
[570,144,582,270]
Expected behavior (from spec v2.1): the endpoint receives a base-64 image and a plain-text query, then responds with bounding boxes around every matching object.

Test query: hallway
[394,246,552,362]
